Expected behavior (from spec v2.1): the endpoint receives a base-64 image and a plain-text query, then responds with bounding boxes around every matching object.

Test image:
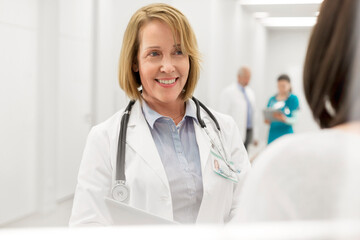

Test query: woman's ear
[132,62,139,72]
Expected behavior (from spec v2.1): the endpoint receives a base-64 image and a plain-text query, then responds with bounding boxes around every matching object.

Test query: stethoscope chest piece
[112,180,130,202]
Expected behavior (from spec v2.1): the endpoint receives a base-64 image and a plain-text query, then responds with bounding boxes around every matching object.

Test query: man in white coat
[219,66,257,150]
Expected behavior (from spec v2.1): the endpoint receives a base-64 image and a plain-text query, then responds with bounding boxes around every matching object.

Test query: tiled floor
[4,198,73,228]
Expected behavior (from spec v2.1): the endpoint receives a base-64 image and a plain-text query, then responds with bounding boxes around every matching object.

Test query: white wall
[36,0,59,215]
[0,0,38,225]
[94,0,127,124]
[236,7,268,145]
[0,0,94,225]
[56,0,93,201]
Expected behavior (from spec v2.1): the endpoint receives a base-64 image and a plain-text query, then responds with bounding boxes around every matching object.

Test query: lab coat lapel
[194,115,212,175]
[125,101,170,191]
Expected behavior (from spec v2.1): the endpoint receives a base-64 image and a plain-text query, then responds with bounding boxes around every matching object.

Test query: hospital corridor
[1,0,360,239]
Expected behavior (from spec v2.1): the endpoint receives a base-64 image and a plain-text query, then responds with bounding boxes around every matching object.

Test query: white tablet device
[104,197,177,225]
[263,108,282,122]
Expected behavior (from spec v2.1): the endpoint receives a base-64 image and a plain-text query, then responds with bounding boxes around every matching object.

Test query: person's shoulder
[245,85,255,95]
[269,94,276,100]
[245,85,254,91]
[267,95,276,102]
[286,94,300,108]
[269,130,321,147]
[288,93,299,101]
[220,83,238,93]
[253,129,350,167]
[270,130,340,150]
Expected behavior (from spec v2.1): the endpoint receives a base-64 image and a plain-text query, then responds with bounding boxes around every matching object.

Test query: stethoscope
[112,96,239,202]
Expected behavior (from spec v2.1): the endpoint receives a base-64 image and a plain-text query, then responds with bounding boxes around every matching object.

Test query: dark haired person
[265,74,299,144]
[233,0,360,222]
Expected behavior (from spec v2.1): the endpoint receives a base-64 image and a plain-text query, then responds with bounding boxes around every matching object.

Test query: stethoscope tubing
[115,97,232,183]
[192,96,220,131]
[116,100,135,182]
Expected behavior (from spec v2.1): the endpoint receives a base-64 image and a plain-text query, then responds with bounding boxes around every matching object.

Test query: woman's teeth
[157,78,176,84]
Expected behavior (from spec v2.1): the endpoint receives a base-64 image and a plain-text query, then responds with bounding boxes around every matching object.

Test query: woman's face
[277,79,291,95]
[134,19,190,105]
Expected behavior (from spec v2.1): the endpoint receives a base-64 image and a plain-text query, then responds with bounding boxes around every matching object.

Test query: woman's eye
[174,50,183,55]
[149,51,159,57]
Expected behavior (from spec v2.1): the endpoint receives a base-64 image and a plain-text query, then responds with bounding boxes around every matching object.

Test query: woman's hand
[272,112,287,122]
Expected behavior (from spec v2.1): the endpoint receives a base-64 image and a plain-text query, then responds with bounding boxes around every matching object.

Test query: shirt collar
[185,99,198,123]
[141,99,198,129]
[237,82,246,92]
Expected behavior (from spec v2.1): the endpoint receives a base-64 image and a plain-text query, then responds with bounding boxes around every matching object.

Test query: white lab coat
[218,83,257,143]
[69,100,250,226]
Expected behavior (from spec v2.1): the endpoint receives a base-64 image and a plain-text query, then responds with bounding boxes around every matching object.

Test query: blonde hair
[118,3,201,101]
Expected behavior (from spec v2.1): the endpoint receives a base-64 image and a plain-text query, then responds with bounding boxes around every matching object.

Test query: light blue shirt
[238,83,253,129]
[141,100,203,224]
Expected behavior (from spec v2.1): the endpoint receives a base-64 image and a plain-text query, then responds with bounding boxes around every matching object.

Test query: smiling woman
[69,3,250,226]
[118,3,200,103]
[134,19,190,119]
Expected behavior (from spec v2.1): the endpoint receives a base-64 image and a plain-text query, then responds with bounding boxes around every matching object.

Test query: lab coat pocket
[198,158,235,223]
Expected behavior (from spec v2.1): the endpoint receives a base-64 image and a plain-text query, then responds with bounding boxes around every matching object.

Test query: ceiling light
[260,17,317,27]
[253,12,269,19]
[240,0,323,5]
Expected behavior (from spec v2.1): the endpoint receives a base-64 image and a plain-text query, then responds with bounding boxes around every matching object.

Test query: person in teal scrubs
[266,74,299,144]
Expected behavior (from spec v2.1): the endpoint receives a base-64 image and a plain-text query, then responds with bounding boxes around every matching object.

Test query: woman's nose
[160,56,175,73]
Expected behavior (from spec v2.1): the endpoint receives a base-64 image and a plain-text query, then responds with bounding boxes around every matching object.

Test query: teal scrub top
[267,94,299,144]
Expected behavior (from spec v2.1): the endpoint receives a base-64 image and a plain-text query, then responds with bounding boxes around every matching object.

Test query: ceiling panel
[242,4,321,18]
[239,1,323,28]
